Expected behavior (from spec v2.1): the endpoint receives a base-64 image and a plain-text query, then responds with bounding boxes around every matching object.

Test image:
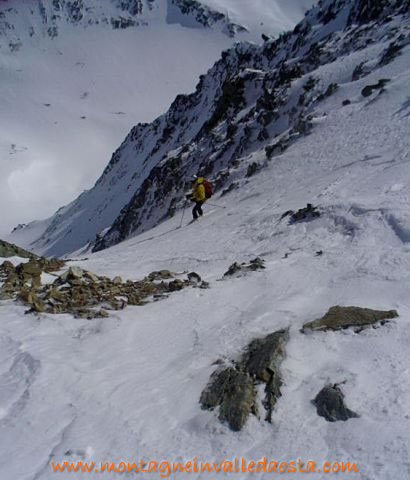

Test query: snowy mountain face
[14,0,409,257]
[2,0,315,238]
[0,0,246,44]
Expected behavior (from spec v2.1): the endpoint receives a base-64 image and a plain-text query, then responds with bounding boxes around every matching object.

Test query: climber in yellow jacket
[187,176,206,221]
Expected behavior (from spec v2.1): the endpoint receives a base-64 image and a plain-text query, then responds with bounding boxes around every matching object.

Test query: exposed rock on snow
[282,204,321,223]
[200,367,256,432]
[243,329,289,422]
[362,79,391,97]
[0,257,66,300]
[302,306,399,332]
[223,257,265,278]
[187,271,201,284]
[200,329,288,430]
[1,260,203,318]
[313,384,359,422]
[145,270,174,281]
[0,239,37,260]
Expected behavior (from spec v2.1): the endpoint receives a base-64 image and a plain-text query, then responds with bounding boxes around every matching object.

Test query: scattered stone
[280,210,294,220]
[84,271,100,283]
[221,182,238,197]
[212,358,225,366]
[313,384,359,422]
[288,204,320,223]
[145,270,174,282]
[67,266,84,279]
[223,257,265,278]
[167,279,185,291]
[246,162,259,178]
[317,82,339,101]
[342,99,351,106]
[361,79,390,97]
[223,262,242,277]
[17,261,42,277]
[1,260,15,272]
[153,293,169,301]
[1,259,199,318]
[38,258,66,272]
[379,42,403,66]
[302,305,399,332]
[188,272,202,284]
[200,329,289,430]
[19,289,45,313]
[200,367,256,432]
[315,250,323,256]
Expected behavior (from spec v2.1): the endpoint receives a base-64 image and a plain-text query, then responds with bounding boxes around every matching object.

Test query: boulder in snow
[244,329,289,422]
[313,384,359,422]
[302,306,399,332]
[200,329,289,430]
[200,367,256,432]
[223,257,265,278]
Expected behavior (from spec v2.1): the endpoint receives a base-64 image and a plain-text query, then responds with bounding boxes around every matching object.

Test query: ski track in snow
[1,30,410,480]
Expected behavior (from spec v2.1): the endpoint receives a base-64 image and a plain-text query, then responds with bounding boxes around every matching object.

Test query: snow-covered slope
[0,0,313,237]
[11,0,409,257]
[1,17,410,476]
[200,0,315,39]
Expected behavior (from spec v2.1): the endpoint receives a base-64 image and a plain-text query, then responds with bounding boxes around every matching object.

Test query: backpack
[203,179,213,199]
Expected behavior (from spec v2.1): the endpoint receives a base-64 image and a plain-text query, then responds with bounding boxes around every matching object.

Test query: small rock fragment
[223,258,265,278]
[146,270,174,282]
[188,272,202,284]
[313,384,359,422]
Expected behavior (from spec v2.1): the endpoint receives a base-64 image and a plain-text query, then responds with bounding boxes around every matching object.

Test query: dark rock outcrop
[223,257,265,278]
[281,204,320,223]
[244,330,289,421]
[313,384,359,422]
[302,306,399,332]
[200,329,289,431]
[361,79,390,97]
[0,239,37,259]
[200,368,256,432]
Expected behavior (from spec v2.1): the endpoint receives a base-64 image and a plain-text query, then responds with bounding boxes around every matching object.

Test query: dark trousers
[192,201,204,220]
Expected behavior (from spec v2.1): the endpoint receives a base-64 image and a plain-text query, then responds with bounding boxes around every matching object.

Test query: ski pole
[207,202,226,209]
[179,200,188,228]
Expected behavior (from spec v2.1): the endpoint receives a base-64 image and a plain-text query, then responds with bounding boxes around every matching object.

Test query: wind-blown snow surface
[0,0,313,236]
[1,48,410,478]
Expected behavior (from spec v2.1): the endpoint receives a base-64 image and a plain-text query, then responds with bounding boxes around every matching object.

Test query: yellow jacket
[192,177,206,202]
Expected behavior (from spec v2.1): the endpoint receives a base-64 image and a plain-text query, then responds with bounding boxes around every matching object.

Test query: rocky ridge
[0,257,208,318]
